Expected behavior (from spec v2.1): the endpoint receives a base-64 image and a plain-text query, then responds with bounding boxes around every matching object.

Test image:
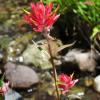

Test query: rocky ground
[0,0,100,100]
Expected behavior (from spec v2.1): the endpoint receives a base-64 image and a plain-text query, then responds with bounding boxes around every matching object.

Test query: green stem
[46,37,60,100]
[0,94,4,100]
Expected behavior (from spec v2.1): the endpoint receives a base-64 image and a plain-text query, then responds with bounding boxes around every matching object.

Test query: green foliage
[0,35,12,49]
[76,0,100,24]
[0,74,5,87]
[0,80,3,87]
[42,0,100,41]
[91,25,100,39]
[43,0,100,24]
[43,0,78,13]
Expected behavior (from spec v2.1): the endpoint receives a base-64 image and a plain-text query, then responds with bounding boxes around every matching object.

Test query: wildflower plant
[0,74,9,99]
[23,0,78,99]
[58,73,78,94]
[0,81,9,94]
[24,0,60,99]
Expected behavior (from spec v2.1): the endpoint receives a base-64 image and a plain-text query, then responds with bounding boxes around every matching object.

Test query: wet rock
[7,40,25,56]
[84,77,94,87]
[7,40,26,63]
[68,94,82,100]
[4,62,39,88]
[94,75,100,93]
[5,88,23,100]
[61,49,97,72]
[22,44,52,70]
[35,92,56,100]
[67,86,85,100]
[82,89,100,100]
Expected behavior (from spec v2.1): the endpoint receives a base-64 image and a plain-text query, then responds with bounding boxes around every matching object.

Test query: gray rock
[94,75,100,93]
[61,49,97,72]
[4,62,39,88]
[5,88,23,100]
[7,40,25,62]
[22,44,52,70]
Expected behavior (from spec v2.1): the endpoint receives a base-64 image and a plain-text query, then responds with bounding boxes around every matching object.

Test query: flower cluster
[58,73,78,94]
[24,2,60,33]
[0,81,9,94]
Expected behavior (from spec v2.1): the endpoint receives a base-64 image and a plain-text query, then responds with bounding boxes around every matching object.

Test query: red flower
[0,82,9,94]
[24,2,60,33]
[58,73,78,94]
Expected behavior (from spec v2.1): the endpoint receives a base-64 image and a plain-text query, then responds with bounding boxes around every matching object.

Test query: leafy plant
[43,0,100,24]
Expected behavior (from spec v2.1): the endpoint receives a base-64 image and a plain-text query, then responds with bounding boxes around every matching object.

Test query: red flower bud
[58,73,78,94]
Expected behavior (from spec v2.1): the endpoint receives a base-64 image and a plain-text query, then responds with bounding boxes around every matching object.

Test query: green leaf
[0,80,4,87]
[91,25,100,39]
[56,81,66,85]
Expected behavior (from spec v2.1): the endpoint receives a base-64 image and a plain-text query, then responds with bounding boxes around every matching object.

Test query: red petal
[36,2,45,20]
[31,3,36,12]
[45,13,60,28]
[31,3,43,23]
[45,2,53,15]
[53,14,60,23]
[24,15,32,24]
[59,74,71,83]
[37,2,45,14]
[45,13,55,26]
[33,25,43,32]
[29,13,42,25]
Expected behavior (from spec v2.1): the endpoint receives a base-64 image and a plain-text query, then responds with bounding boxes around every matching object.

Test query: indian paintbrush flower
[24,1,60,39]
[58,73,78,94]
[23,1,60,99]
[0,81,9,94]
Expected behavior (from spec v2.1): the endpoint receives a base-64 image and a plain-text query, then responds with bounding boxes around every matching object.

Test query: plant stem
[45,36,60,100]
[0,94,4,100]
